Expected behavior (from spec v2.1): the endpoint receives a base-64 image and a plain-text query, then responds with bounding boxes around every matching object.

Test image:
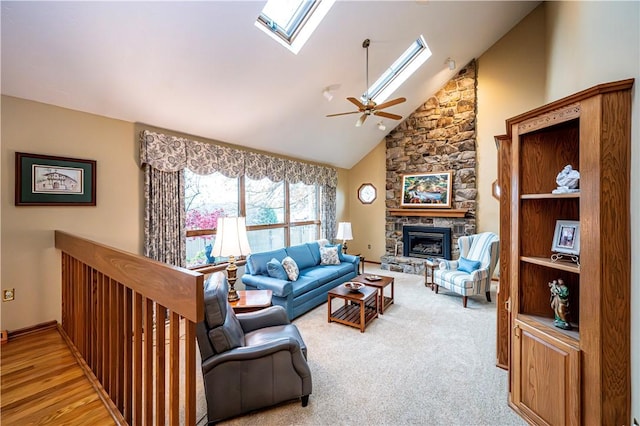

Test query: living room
[1,1,639,424]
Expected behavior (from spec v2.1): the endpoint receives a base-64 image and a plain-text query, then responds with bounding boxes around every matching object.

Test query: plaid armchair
[433,232,499,308]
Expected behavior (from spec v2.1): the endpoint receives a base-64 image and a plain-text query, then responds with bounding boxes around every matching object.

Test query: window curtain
[139,130,338,262]
[143,164,186,266]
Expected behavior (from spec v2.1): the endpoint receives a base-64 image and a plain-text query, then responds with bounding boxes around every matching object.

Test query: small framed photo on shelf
[551,220,580,255]
[15,152,97,206]
[400,171,452,208]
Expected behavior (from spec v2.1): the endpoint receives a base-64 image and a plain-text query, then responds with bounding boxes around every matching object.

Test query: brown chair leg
[435,285,439,294]
[462,296,468,308]
[302,395,309,407]
[486,291,491,302]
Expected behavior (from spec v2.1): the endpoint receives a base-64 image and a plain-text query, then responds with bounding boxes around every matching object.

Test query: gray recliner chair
[195,275,312,424]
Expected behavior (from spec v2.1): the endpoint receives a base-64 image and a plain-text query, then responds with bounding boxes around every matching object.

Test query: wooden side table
[425,259,439,291]
[351,274,394,314]
[229,290,273,313]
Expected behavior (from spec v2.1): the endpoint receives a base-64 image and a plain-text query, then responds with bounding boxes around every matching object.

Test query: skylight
[365,35,432,104]
[255,0,335,55]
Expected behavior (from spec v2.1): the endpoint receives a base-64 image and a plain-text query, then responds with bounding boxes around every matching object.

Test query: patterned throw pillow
[281,256,299,281]
[320,246,340,265]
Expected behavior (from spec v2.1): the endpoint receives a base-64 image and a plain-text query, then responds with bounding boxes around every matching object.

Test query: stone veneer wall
[382,60,478,274]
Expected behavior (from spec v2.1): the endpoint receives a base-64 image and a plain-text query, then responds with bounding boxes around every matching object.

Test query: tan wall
[543,1,640,419]
[476,4,547,235]
[335,167,349,226]
[346,141,386,261]
[1,96,142,331]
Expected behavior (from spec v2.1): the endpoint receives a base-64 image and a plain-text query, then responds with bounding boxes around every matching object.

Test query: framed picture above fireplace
[401,171,452,208]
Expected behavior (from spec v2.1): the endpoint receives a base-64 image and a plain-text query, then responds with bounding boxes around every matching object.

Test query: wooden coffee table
[352,274,394,314]
[327,284,378,333]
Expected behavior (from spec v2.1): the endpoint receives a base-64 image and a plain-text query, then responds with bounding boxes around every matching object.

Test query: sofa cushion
[286,244,317,270]
[290,275,321,297]
[299,265,342,282]
[306,242,321,265]
[458,256,481,273]
[266,258,288,280]
[282,256,300,281]
[320,245,340,265]
[246,248,288,276]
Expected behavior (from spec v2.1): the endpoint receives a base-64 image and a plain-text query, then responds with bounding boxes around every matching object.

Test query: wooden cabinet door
[511,319,580,426]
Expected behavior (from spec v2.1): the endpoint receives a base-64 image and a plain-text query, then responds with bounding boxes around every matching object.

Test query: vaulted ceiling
[1,1,539,169]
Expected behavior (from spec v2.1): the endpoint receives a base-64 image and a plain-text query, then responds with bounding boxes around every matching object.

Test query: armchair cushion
[267,258,288,280]
[458,256,482,273]
[203,276,245,353]
[236,305,290,333]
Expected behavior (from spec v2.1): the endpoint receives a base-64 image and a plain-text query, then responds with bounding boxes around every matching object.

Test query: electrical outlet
[3,289,15,302]
[368,244,371,249]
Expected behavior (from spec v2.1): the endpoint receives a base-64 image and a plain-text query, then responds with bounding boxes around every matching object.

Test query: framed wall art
[15,152,96,206]
[401,171,452,208]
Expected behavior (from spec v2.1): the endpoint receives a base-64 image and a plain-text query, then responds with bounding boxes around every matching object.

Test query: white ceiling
[1,1,539,169]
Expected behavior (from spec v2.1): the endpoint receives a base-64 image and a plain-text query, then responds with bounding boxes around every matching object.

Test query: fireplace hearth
[402,226,452,260]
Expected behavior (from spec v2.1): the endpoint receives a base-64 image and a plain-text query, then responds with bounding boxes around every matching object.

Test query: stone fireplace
[381,60,477,275]
[402,226,451,260]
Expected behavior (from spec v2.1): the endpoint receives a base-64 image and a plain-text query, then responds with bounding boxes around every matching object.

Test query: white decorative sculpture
[552,165,580,194]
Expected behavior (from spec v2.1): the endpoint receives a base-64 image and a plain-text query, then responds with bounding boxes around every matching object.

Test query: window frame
[186,175,321,270]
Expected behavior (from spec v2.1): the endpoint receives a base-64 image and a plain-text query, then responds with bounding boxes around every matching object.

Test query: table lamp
[210,217,252,302]
[335,222,353,254]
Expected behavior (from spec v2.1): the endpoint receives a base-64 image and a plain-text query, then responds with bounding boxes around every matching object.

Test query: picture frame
[401,171,452,208]
[15,152,96,206]
[551,220,580,255]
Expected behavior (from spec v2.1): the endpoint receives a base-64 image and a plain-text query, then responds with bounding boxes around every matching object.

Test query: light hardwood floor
[1,326,116,425]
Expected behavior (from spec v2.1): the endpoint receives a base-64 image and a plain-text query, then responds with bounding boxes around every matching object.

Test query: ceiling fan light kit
[327,38,406,127]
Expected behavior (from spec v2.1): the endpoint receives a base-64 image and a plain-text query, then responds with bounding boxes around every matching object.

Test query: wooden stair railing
[55,231,204,425]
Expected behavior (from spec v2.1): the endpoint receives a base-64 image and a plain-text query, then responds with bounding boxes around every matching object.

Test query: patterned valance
[140,130,336,187]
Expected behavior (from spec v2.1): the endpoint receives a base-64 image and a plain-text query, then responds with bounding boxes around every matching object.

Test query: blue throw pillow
[266,258,288,280]
[458,256,482,273]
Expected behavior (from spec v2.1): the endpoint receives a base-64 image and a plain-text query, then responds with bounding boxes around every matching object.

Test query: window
[185,171,238,267]
[365,35,432,104]
[245,177,284,226]
[255,0,335,54]
[184,170,320,267]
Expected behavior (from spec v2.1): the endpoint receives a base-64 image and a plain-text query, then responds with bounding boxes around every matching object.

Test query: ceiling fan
[327,38,406,127]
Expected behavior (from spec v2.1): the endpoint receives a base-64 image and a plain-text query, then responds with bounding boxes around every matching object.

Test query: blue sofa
[241,241,359,320]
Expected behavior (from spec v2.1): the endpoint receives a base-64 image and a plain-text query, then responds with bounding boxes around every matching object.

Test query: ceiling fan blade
[374,111,403,120]
[326,111,360,117]
[375,97,406,110]
[355,113,368,127]
[347,97,366,110]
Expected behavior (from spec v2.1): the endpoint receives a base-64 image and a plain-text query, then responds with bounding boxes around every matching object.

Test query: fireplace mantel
[388,208,468,218]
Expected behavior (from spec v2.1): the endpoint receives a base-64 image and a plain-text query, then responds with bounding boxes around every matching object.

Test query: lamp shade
[335,222,353,241]
[210,217,252,258]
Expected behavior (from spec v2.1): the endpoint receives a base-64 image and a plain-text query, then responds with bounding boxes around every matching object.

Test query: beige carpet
[211,266,525,426]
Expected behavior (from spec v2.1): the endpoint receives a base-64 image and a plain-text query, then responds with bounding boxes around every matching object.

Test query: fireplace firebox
[402,226,452,260]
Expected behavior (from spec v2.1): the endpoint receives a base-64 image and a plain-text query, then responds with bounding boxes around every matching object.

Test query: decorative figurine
[552,164,580,194]
[549,279,571,330]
